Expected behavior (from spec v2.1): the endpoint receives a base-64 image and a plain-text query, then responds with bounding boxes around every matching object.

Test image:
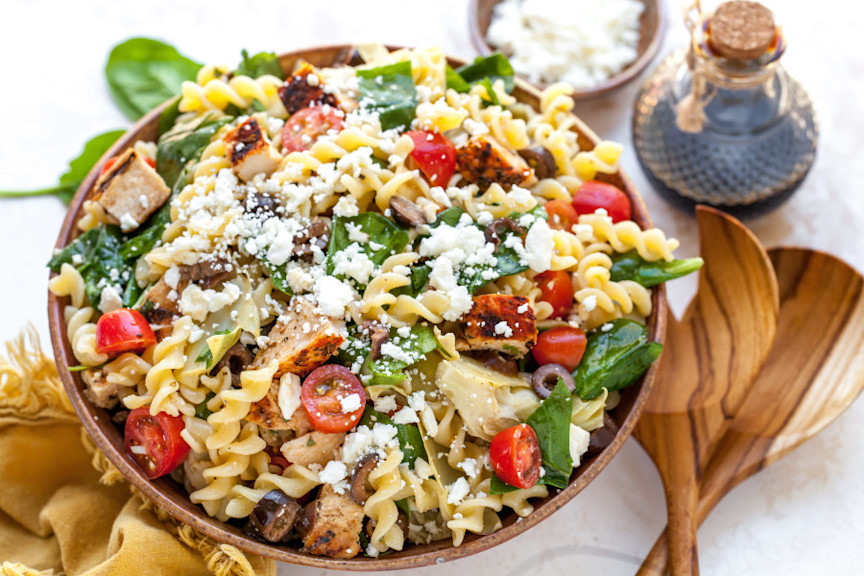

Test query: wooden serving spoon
[633,206,780,576]
[637,247,864,575]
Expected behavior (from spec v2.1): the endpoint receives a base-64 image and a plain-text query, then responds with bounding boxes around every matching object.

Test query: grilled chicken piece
[280,431,346,467]
[460,294,537,357]
[82,369,120,409]
[92,148,170,232]
[457,135,534,190]
[142,279,180,323]
[223,118,282,181]
[246,380,315,431]
[250,297,345,378]
[278,62,338,117]
[296,484,364,559]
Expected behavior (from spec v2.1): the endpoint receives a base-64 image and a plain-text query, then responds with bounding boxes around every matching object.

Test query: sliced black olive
[295,500,317,542]
[395,508,410,540]
[350,454,381,505]
[517,146,556,180]
[587,413,620,456]
[211,342,253,387]
[246,192,279,218]
[484,217,525,249]
[531,363,576,399]
[293,218,330,262]
[389,196,427,228]
[248,489,301,543]
[467,350,519,376]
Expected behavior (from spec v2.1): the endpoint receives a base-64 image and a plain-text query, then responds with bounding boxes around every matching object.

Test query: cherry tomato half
[124,407,190,479]
[281,106,344,153]
[301,364,366,433]
[406,130,457,186]
[536,270,574,319]
[532,326,588,372]
[96,308,156,357]
[99,154,155,176]
[571,181,632,223]
[544,200,579,231]
[490,424,542,489]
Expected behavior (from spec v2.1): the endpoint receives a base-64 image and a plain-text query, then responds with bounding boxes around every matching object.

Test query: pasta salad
[48,45,701,559]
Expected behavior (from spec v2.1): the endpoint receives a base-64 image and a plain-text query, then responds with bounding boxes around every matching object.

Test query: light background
[1,0,862,574]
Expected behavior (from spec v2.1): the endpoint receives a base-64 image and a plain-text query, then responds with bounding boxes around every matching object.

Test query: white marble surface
[1,0,862,573]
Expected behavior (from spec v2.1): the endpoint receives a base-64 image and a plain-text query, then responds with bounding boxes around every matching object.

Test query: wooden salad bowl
[47,44,667,570]
[469,0,665,98]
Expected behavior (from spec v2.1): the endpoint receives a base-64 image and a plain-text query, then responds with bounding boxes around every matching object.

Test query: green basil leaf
[326,213,410,285]
[360,407,428,468]
[0,130,125,204]
[236,49,284,79]
[454,53,515,94]
[573,319,663,401]
[368,324,438,386]
[490,473,520,494]
[609,250,704,287]
[526,379,574,489]
[357,61,417,132]
[105,38,202,121]
[156,113,232,188]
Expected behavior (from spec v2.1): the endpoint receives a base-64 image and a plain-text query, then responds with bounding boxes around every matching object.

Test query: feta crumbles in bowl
[47,44,696,568]
[470,0,665,97]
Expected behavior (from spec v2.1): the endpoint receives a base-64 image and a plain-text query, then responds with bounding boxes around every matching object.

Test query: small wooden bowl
[469,0,665,99]
[47,44,666,570]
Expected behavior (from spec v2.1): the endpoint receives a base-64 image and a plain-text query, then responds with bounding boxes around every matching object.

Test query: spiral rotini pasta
[52,45,696,559]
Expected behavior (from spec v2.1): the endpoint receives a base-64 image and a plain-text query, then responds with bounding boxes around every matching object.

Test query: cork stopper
[708,1,776,60]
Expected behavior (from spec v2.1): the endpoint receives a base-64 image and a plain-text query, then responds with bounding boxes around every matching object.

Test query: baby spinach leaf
[368,324,439,386]
[326,213,410,281]
[236,49,284,79]
[105,38,202,121]
[48,225,131,306]
[431,206,467,228]
[360,407,428,468]
[119,200,172,261]
[445,65,472,93]
[610,250,704,287]
[158,99,183,137]
[0,130,125,204]
[479,77,500,107]
[261,258,294,296]
[156,113,232,188]
[395,498,411,515]
[526,379,574,490]
[357,61,417,132]
[391,264,431,298]
[194,392,216,419]
[450,53,515,94]
[490,473,520,494]
[573,319,664,401]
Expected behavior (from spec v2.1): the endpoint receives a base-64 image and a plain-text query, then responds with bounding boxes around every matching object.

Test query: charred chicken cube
[278,62,338,116]
[457,135,535,190]
[223,118,282,181]
[280,431,346,467]
[247,382,314,432]
[92,148,170,232]
[296,484,365,559]
[460,294,538,357]
[249,297,345,378]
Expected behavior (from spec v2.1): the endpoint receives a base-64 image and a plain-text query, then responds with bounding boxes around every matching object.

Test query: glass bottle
[632,1,818,218]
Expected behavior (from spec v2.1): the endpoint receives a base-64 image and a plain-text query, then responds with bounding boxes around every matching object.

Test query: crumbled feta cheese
[98,285,123,314]
[392,405,420,425]
[313,276,354,317]
[339,393,363,414]
[164,265,181,290]
[494,321,514,337]
[277,373,302,421]
[523,220,554,272]
[447,477,471,506]
[583,294,598,312]
[341,422,399,464]
[374,395,398,414]
[569,423,591,467]
[119,213,139,232]
[601,322,614,332]
[319,461,349,485]
[456,458,480,479]
[333,195,360,217]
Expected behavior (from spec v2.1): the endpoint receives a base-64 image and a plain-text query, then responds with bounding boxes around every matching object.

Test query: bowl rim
[467,0,667,99]
[47,43,667,570]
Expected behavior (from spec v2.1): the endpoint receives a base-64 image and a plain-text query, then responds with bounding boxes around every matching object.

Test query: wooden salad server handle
[634,206,780,576]
[638,248,864,575]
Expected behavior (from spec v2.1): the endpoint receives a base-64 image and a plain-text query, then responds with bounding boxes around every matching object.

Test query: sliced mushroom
[531,363,576,399]
[517,146,556,180]
[587,413,620,456]
[388,196,427,228]
[184,259,233,290]
[248,489,302,543]
[293,218,330,262]
[467,350,519,376]
[484,218,525,249]
[350,454,381,505]
[211,342,253,387]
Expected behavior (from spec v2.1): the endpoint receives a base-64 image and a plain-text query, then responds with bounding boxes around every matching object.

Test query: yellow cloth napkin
[0,328,276,576]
